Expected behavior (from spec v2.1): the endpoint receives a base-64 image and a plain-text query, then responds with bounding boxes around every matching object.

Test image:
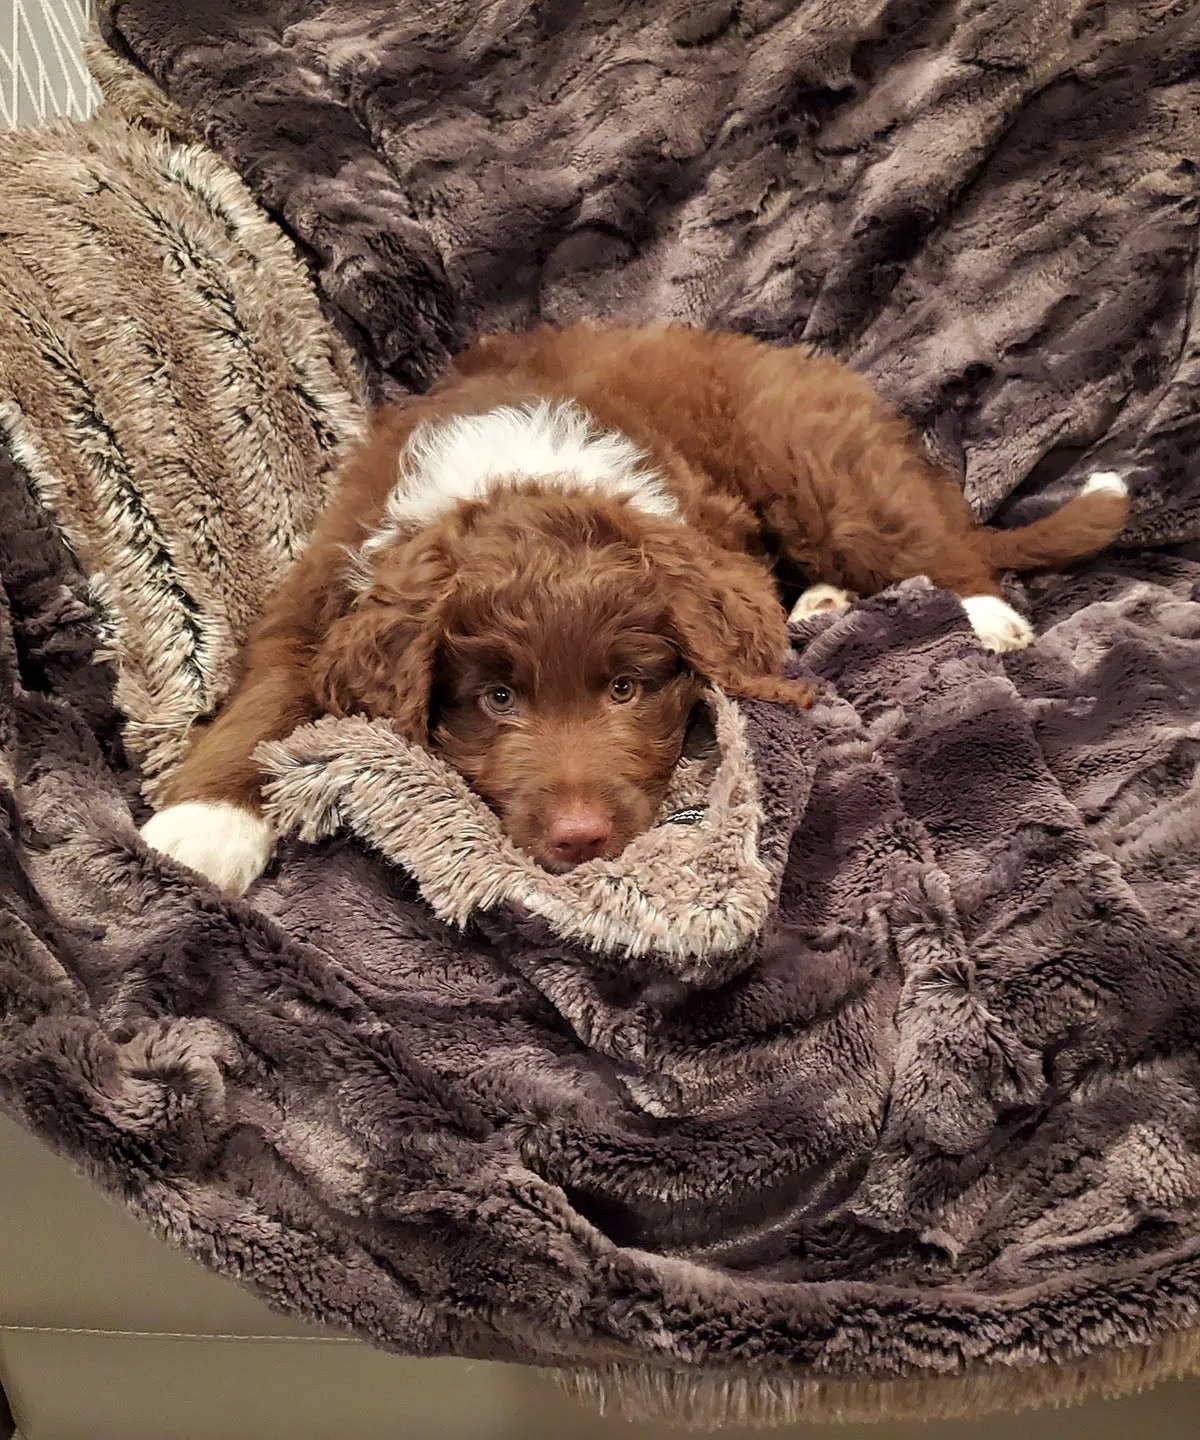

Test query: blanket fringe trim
[550,1328,1200,1428]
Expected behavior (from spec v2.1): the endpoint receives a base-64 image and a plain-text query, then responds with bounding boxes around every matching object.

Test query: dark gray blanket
[1,0,1198,1403]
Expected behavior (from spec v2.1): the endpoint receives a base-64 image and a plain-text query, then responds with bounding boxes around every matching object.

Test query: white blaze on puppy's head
[349,399,679,587]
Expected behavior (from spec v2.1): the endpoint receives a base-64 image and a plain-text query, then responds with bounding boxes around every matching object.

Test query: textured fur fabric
[0,114,366,796]
[0,2,1198,1412]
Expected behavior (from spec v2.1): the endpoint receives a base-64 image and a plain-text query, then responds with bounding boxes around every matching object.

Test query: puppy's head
[313,487,809,870]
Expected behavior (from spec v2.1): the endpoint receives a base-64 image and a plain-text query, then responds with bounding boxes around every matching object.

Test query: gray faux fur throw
[0,0,1198,1419]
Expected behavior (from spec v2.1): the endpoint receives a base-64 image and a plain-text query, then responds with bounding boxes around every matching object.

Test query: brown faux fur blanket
[0,0,1198,1420]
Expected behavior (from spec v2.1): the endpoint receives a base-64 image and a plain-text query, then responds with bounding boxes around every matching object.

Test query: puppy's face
[314,487,802,871]
[432,571,703,870]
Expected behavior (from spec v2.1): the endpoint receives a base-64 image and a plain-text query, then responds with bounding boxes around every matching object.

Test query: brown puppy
[141,324,1128,893]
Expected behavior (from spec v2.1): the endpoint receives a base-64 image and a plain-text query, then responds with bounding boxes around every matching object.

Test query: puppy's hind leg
[917,562,1035,655]
[959,593,1035,653]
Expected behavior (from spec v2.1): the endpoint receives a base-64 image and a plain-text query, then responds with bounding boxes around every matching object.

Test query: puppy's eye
[481,685,517,716]
[608,676,640,705]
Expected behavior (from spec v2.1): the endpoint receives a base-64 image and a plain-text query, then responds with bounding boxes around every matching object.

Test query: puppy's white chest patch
[352,399,678,583]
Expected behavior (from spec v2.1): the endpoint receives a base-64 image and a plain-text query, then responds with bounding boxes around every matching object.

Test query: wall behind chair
[1,0,99,128]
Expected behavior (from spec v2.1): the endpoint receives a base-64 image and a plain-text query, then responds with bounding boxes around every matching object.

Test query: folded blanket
[0,1,1198,1421]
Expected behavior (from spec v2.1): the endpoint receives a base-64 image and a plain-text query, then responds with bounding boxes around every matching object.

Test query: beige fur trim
[85,24,197,139]
[0,112,365,801]
[550,1326,1200,1427]
[258,689,772,973]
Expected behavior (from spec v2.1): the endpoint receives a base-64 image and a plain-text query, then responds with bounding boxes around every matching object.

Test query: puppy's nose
[545,806,612,866]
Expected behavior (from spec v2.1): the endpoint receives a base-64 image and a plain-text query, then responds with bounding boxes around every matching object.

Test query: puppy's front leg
[139,402,448,894]
[140,656,317,895]
[139,539,353,896]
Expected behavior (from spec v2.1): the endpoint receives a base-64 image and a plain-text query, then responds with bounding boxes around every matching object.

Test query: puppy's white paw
[141,801,275,896]
[789,583,855,623]
[1082,470,1128,497]
[961,595,1035,653]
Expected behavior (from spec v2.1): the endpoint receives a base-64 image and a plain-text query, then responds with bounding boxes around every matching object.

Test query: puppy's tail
[978,472,1129,573]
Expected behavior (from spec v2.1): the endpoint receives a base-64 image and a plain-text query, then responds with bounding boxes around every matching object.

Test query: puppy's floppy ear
[311,531,453,744]
[641,522,815,708]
